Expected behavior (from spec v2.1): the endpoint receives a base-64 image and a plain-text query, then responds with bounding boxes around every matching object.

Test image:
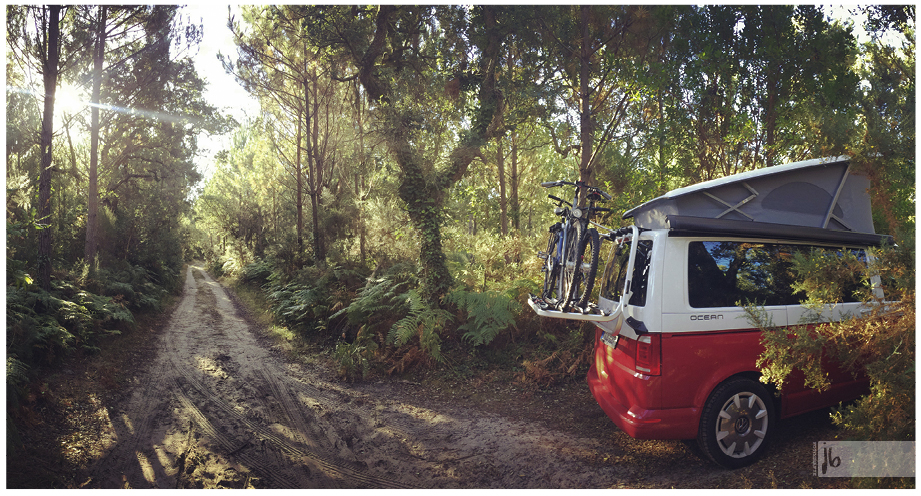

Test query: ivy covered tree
[294,5,513,304]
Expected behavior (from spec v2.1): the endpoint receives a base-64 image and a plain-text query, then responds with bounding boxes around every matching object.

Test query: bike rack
[527,225,639,324]
[527,296,619,322]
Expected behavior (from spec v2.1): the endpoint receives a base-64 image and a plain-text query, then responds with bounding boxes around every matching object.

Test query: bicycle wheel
[558,223,580,310]
[563,224,600,310]
[540,224,562,303]
[573,227,601,308]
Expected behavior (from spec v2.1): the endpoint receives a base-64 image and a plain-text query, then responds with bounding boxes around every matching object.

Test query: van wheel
[697,377,773,469]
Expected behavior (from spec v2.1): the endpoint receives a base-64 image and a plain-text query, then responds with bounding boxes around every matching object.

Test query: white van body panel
[659,236,791,332]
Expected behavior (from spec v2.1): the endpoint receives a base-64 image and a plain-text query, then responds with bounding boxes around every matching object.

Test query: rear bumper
[587,361,699,440]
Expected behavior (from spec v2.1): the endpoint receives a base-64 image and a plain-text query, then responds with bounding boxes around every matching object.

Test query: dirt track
[74,263,853,489]
[83,263,629,488]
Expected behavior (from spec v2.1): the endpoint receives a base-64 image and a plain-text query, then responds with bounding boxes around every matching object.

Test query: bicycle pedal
[531,295,551,310]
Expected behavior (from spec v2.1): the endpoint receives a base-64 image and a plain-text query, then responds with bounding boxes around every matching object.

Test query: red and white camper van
[530,156,891,468]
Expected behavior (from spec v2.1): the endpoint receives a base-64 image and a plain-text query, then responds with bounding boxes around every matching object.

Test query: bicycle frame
[530,225,640,322]
[530,225,639,322]
[542,180,596,305]
[554,185,582,304]
[533,179,638,321]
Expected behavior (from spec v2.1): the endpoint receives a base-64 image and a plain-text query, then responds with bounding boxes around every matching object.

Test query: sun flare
[56,83,87,115]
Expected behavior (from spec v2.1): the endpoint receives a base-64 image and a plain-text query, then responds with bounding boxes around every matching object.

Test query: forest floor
[8,262,851,489]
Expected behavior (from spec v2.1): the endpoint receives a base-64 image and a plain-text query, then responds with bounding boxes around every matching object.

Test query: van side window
[602,240,653,306]
[688,241,865,308]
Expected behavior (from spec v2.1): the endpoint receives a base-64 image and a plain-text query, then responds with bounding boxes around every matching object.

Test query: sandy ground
[81,263,629,488]
[4,262,850,489]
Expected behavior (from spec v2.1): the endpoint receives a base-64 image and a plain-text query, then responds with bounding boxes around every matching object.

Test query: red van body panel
[587,326,869,440]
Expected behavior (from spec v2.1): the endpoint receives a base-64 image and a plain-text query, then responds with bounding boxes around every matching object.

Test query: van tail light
[635,334,661,375]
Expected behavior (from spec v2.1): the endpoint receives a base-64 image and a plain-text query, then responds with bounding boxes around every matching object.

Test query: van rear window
[602,240,652,306]
[688,241,864,308]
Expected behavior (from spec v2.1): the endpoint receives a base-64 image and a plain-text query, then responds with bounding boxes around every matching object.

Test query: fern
[77,291,135,325]
[329,271,413,331]
[388,289,452,363]
[6,356,29,404]
[242,259,274,284]
[6,356,29,451]
[447,289,521,347]
[333,325,379,381]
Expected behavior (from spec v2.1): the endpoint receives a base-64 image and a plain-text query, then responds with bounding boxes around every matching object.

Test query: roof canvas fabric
[623,156,877,234]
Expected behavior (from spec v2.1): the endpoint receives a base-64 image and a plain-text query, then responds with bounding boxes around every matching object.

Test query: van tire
[697,377,774,469]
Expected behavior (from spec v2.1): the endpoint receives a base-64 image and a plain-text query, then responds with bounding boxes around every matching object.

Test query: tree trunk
[304,75,324,263]
[354,5,504,305]
[295,107,304,250]
[764,71,778,168]
[509,131,520,230]
[355,86,367,266]
[496,137,508,236]
[578,5,594,188]
[38,4,61,291]
[85,5,106,268]
[657,88,667,195]
[310,66,325,260]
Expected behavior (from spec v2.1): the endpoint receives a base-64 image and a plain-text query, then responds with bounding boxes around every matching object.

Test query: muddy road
[84,264,624,488]
[78,263,841,489]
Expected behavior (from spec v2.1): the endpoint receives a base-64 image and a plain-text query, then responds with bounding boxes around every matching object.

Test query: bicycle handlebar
[540,180,612,200]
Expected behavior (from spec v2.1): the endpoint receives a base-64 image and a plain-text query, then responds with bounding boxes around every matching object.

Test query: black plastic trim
[666,215,892,246]
[626,316,648,334]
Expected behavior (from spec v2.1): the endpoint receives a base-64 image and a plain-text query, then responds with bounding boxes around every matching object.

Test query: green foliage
[7,277,138,365]
[750,304,827,392]
[251,260,369,339]
[241,258,274,285]
[788,248,869,306]
[330,261,418,330]
[447,289,520,346]
[388,290,453,364]
[750,244,915,444]
[264,275,329,335]
[6,356,30,450]
[333,325,379,382]
[7,219,163,372]
[444,227,543,292]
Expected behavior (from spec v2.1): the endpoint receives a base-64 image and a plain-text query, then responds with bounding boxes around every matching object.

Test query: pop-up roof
[623,156,878,236]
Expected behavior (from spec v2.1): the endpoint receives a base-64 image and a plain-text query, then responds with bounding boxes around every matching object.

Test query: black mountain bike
[537,180,612,312]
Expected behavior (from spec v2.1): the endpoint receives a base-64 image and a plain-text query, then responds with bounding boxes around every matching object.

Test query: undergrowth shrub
[330,261,418,333]
[255,260,368,339]
[750,243,915,447]
[208,257,227,278]
[241,258,274,285]
[264,276,329,335]
[445,228,542,292]
[518,324,595,386]
[388,289,453,365]
[446,288,520,346]
[326,261,423,375]
[333,325,379,381]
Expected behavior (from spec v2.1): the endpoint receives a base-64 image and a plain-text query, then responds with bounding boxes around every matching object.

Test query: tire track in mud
[84,263,627,489]
[84,264,408,489]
